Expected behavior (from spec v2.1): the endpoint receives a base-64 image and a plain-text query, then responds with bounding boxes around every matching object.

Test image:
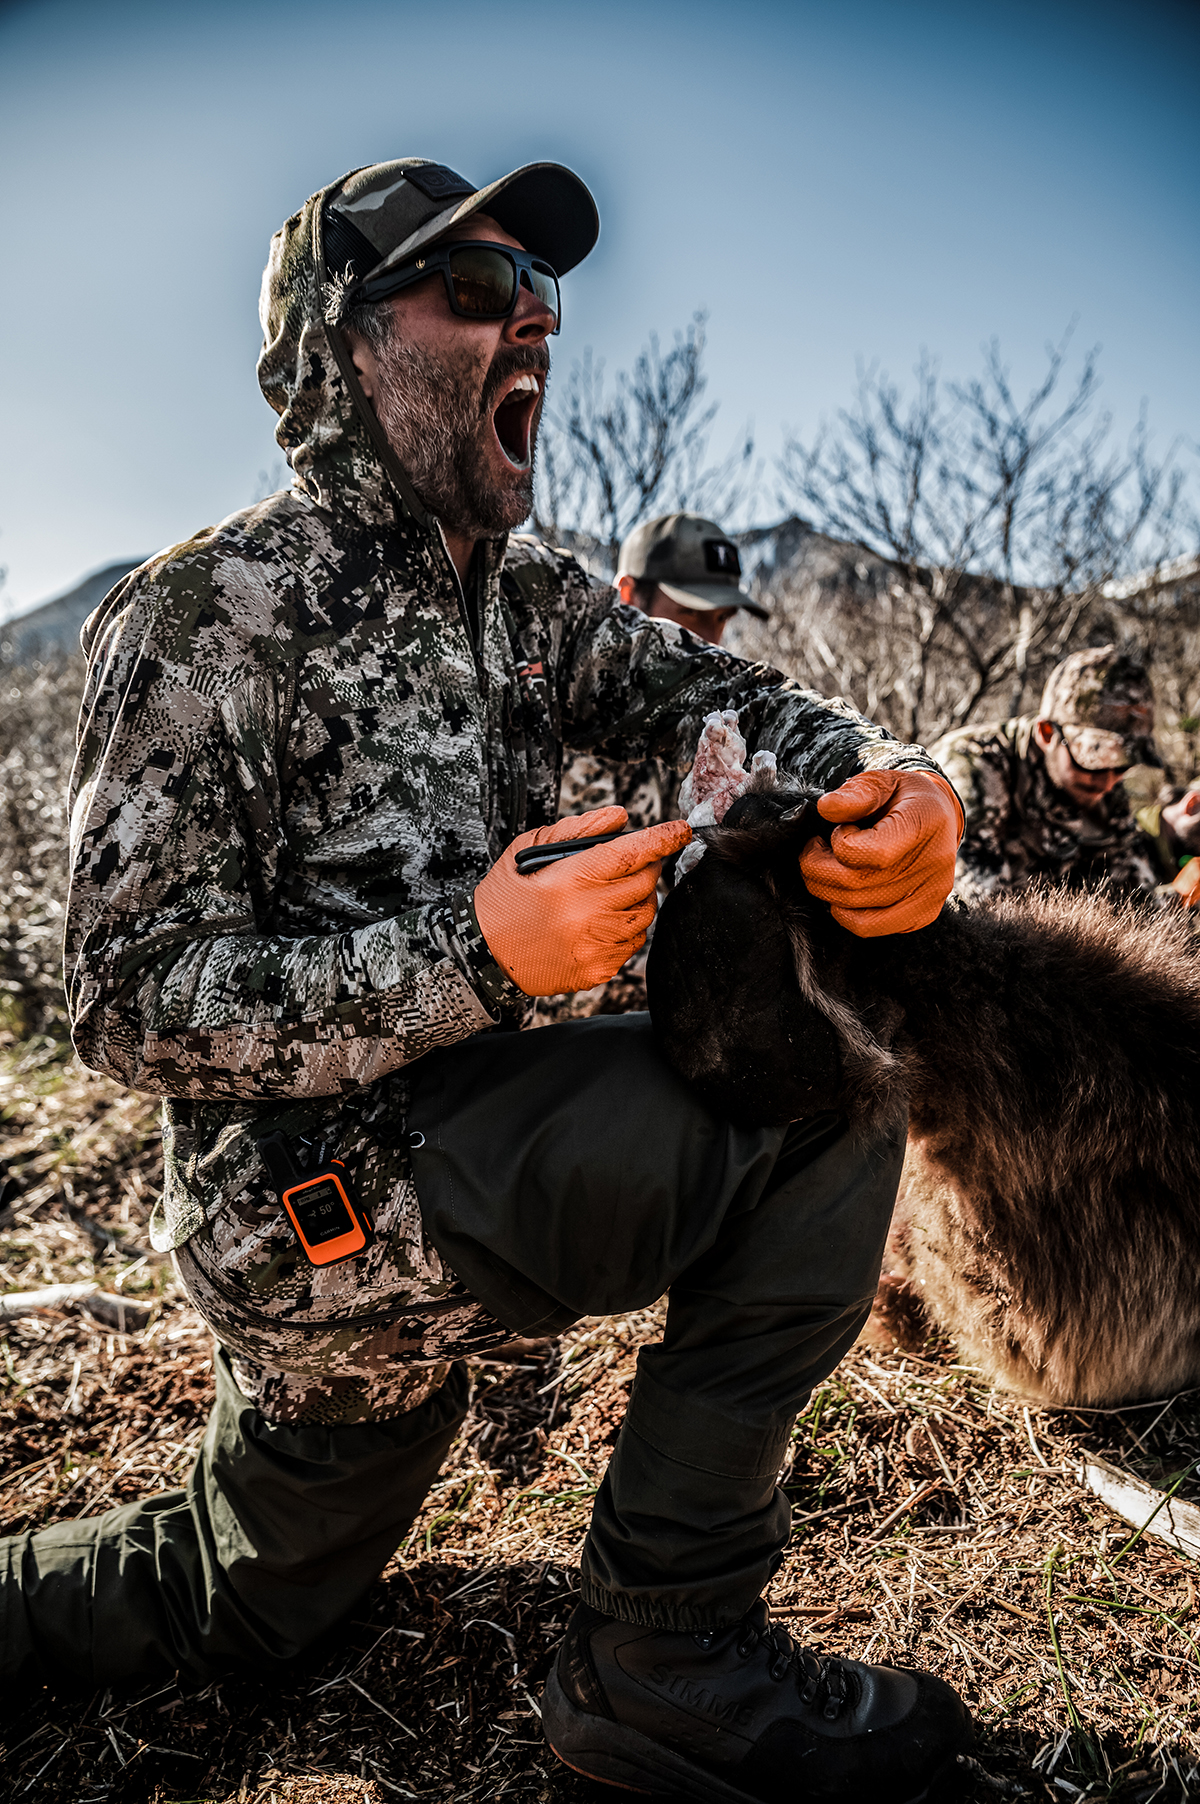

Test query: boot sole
[542,1663,966,1803]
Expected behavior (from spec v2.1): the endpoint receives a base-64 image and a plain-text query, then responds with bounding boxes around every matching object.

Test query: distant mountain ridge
[4,531,1189,671]
[4,528,849,665]
[1,560,145,663]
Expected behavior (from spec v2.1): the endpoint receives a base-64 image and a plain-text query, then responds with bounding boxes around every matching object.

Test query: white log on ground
[1080,1454,1200,1561]
[0,1282,100,1319]
[0,1284,151,1330]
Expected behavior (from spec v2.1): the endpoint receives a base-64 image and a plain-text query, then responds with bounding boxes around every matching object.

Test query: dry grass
[0,666,1196,1798]
[2,1037,1199,1803]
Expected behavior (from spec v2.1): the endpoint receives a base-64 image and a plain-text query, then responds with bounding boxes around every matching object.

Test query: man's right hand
[474,807,692,996]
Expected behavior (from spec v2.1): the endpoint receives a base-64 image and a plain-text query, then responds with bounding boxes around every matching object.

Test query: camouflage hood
[256,177,430,534]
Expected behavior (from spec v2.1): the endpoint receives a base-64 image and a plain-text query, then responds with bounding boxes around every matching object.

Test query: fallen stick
[792,1497,870,1526]
[1080,1456,1200,1562]
[991,1598,1040,1624]
[0,1451,57,1488]
[863,1479,944,1543]
[79,1292,153,1332]
[772,1605,872,1624]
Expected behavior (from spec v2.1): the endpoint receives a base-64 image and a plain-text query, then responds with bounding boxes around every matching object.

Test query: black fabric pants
[408,1016,905,1629]
[0,1015,904,1685]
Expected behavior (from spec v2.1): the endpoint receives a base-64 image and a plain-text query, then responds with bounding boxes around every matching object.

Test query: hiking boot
[541,1598,971,1802]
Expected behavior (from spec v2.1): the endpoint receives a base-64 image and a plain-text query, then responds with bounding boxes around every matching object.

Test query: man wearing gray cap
[619,509,769,642]
[2,156,971,1800]
[933,645,1164,902]
[561,511,769,835]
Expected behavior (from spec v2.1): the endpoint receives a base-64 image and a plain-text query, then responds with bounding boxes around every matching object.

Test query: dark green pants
[0,1349,469,1691]
[1,1016,903,1686]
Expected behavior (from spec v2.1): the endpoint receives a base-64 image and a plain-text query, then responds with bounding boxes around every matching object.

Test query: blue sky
[0,0,1196,615]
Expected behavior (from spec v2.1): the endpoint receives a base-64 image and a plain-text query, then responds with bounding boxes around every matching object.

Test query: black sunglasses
[356,243,561,333]
[1049,723,1129,777]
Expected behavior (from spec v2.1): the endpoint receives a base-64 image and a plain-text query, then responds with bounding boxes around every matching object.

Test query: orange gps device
[258,1134,374,1267]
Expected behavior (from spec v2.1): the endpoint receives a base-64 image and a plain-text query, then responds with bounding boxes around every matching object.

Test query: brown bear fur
[646,778,1200,1406]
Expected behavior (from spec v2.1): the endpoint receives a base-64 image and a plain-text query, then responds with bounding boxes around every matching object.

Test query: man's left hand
[800,769,964,937]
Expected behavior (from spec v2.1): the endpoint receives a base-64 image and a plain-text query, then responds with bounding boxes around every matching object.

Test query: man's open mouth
[491,371,543,471]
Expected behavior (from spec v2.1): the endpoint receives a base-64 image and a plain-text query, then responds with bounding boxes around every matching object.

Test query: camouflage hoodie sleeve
[65,582,502,1103]
[549,562,942,789]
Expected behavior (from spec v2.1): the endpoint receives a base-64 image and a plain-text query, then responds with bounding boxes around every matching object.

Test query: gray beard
[373,337,542,538]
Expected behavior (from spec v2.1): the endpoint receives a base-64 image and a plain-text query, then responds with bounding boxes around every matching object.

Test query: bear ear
[779,799,826,834]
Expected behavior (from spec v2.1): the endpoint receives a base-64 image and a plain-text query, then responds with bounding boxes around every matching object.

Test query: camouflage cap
[617,512,769,619]
[323,158,599,312]
[1039,645,1162,769]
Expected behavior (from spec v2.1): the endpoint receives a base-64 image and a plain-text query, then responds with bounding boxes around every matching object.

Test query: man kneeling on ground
[933,646,1163,903]
[1,155,972,1803]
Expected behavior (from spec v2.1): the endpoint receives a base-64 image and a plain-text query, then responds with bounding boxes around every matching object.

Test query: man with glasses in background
[932,646,1164,902]
[4,156,973,1802]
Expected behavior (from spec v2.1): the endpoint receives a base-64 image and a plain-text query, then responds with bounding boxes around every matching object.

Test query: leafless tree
[755,332,1196,746]
[253,459,290,504]
[534,313,757,572]
[1092,553,1200,777]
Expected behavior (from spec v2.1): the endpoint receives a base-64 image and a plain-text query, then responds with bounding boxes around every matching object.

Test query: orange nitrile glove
[799,769,964,938]
[474,806,693,996]
[1171,859,1200,909]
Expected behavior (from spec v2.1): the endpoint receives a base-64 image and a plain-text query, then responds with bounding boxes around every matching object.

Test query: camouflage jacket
[932,716,1160,903]
[559,750,680,830]
[66,182,945,1255]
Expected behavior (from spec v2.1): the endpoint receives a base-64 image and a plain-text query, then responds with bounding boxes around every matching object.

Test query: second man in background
[560,510,769,830]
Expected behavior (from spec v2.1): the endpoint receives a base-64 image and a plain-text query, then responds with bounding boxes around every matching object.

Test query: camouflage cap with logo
[617,512,769,619]
[323,158,599,313]
[1039,645,1162,770]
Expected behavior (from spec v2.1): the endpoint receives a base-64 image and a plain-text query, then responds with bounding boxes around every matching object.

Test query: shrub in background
[0,653,84,1043]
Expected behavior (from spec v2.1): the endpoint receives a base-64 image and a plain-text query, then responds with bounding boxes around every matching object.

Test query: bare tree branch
[765,332,1197,741]
[534,314,758,570]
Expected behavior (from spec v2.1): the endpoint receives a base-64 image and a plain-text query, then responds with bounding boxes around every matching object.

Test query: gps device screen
[290,1178,355,1244]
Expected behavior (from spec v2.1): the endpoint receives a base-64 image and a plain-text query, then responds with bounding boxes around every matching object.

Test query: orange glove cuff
[474,809,693,996]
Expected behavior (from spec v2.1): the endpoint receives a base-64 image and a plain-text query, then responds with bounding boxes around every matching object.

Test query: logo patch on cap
[704,540,741,577]
[404,164,476,201]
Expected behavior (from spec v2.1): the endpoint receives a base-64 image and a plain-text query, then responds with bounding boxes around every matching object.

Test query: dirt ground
[2,1043,1199,1803]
